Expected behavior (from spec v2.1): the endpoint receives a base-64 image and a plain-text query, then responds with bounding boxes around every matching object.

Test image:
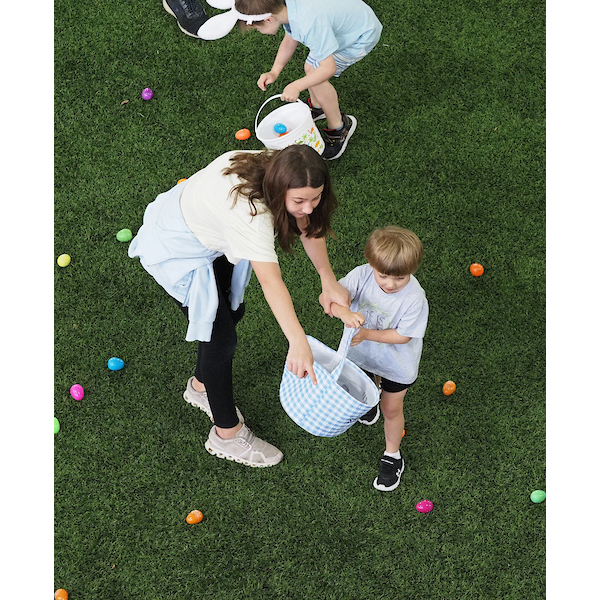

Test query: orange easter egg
[442,381,456,396]
[186,510,203,524]
[470,263,484,276]
[235,128,251,140]
[55,590,69,600]
[177,178,187,184]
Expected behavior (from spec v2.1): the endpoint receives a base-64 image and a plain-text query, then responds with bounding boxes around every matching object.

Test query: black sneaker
[358,404,380,425]
[163,0,208,38]
[373,455,405,491]
[307,98,326,122]
[321,114,357,160]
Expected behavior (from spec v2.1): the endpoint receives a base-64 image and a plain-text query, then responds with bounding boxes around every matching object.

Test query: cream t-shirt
[180,151,278,265]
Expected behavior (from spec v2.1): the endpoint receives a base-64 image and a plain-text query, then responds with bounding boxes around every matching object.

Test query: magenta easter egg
[142,87,153,100]
[70,384,85,401]
[416,500,433,513]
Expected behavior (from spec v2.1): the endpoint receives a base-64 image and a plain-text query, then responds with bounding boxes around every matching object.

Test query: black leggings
[174,256,245,429]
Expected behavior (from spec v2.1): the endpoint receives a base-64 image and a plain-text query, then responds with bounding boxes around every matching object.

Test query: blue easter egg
[108,357,125,371]
[274,123,287,134]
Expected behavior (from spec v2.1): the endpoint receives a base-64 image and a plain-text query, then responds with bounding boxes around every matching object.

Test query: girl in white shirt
[129,145,350,467]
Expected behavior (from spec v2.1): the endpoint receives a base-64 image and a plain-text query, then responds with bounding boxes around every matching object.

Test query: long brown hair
[223,145,338,253]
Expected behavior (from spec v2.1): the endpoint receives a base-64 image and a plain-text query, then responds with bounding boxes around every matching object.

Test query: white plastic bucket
[255,94,324,155]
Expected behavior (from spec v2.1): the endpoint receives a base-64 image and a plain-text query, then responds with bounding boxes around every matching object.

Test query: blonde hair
[364,226,423,276]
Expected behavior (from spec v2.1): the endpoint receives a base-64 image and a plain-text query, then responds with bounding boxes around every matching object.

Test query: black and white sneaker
[373,455,405,491]
[163,0,208,38]
[358,404,380,425]
[321,114,357,160]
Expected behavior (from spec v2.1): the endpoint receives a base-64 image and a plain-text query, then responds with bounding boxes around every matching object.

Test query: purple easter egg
[142,87,153,100]
[416,500,433,513]
[70,384,85,401]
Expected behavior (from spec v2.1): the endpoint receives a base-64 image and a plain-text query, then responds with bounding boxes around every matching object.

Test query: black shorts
[364,371,414,393]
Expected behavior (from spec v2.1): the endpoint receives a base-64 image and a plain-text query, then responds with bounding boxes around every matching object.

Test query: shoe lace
[178,0,203,19]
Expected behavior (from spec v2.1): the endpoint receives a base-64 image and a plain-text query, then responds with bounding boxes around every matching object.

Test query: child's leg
[304,62,343,130]
[380,388,408,454]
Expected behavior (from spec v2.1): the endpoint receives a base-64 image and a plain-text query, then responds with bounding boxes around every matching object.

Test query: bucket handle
[255,94,305,132]
[331,327,358,382]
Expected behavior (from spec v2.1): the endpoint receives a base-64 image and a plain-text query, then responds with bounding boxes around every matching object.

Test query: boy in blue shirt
[238,0,382,160]
[329,227,429,491]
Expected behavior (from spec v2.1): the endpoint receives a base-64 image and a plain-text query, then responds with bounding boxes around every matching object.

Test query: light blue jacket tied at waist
[128,181,253,342]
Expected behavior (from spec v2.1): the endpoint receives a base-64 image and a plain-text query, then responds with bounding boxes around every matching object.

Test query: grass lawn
[54,0,546,598]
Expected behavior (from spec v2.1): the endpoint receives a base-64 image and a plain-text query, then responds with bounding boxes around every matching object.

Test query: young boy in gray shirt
[330,227,429,491]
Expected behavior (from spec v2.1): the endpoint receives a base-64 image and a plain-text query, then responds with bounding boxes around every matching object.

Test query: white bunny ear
[197,10,239,39]
[204,0,234,9]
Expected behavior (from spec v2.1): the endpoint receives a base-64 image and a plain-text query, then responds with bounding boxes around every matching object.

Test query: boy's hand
[281,82,302,102]
[342,312,365,329]
[350,327,370,346]
[258,71,279,91]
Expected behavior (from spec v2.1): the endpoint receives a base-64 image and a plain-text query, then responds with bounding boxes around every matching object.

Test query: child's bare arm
[351,328,411,346]
[281,55,337,102]
[330,302,366,328]
[257,33,299,90]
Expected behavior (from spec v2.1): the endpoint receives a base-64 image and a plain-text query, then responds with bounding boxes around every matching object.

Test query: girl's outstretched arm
[299,232,351,316]
[251,260,317,385]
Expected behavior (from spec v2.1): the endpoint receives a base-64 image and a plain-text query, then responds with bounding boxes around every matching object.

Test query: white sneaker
[204,424,283,467]
[183,378,244,423]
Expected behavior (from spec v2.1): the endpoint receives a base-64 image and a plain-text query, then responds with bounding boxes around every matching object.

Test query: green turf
[54,0,545,597]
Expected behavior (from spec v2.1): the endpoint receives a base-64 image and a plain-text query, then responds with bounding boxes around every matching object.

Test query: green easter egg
[530,490,546,503]
[116,228,133,242]
[54,417,60,434]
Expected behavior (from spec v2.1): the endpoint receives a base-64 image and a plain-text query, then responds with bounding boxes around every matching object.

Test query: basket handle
[331,327,358,382]
[255,94,305,132]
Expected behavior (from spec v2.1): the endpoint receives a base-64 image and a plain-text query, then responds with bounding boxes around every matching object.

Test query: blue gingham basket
[279,327,380,437]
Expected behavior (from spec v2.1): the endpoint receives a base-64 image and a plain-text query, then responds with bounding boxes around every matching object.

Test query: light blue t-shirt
[339,264,429,385]
[283,0,382,62]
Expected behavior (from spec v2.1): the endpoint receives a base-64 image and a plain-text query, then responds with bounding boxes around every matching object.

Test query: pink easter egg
[416,500,433,513]
[142,87,153,100]
[70,384,85,401]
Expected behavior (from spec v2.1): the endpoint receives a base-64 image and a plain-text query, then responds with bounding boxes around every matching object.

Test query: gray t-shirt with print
[339,264,429,384]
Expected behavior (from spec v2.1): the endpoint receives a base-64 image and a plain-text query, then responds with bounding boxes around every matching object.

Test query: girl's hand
[342,311,365,328]
[281,82,301,102]
[319,281,351,317]
[286,341,317,385]
[350,328,369,346]
[258,71,279,91]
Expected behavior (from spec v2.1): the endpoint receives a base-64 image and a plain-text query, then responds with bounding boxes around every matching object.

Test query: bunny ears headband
[197,0,272,40]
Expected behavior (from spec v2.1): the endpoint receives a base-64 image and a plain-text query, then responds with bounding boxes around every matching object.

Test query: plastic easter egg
[186,510,203,524]
[116,228,133,242]
[54,417,60,434]
[108,357,125,371]
[416,500,433,513]
[470,263,484,277]
[274,122,287,134]
[55,589,69,600]
[442,381,456,396]
[70,384,85,401]
[57,254,71,267]
[530,490,546,503]
[235,128,251,140]
[177,178,188,184]
[142,87,153,100]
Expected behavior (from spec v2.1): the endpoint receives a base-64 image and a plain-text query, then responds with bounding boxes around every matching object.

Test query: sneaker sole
[204,439,282,468]
[324,115,357,160]
[162,0,201,38]
[373,462,405,492]
[183,389,244,424]
[312,114,327,122]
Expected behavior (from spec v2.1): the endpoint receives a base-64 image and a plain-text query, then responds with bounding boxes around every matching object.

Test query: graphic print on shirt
[357,300,394,340]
